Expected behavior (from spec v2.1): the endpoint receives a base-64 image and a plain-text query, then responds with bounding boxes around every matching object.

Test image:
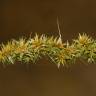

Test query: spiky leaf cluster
[0,33,96,67]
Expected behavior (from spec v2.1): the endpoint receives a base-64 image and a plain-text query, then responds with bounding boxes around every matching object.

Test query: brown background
[0,0,96,96]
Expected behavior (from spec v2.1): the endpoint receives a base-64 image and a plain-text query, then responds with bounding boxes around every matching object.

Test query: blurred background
[0,0,96,96]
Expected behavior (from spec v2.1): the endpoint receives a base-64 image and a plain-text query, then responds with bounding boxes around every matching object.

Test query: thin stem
[57,17,62,39]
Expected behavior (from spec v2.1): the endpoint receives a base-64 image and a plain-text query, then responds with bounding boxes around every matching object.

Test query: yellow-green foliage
[0,33,96,67]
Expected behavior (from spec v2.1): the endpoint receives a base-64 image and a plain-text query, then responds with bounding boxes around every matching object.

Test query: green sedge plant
[0,33,96,68]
